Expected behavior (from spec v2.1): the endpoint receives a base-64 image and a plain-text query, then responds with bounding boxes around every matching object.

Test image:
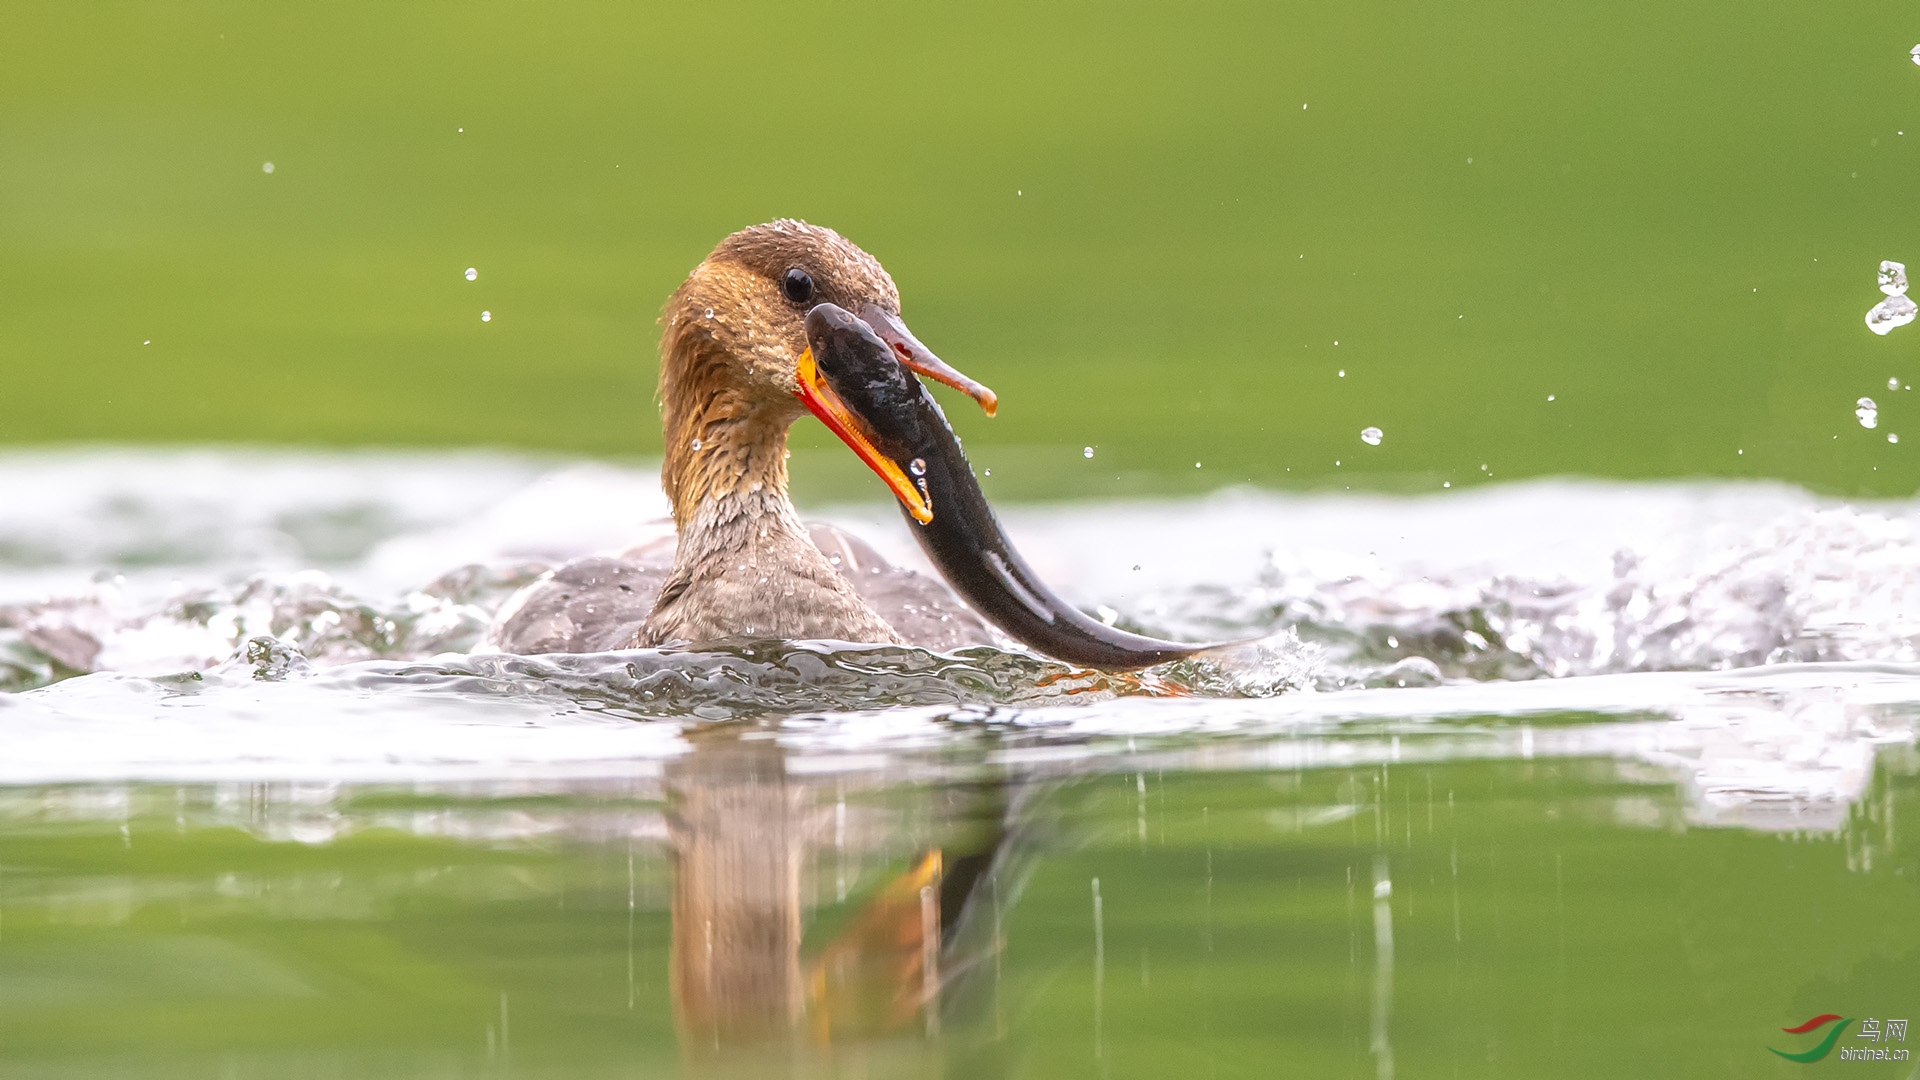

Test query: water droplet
[1443,481,1451,488]
[1867,294,1918,334]
[142,340,150,345]
[1881,260,1909,296]
[480,310,491,322]
[704,308,714,319]
[261,162,274,174]
[1083,446,1094,458]
[1547,394,1556,401]
[1338,369,1346,377]
[908,457,926,476]
[1911,43,1920,65]
[690,438,702,451]
[1891,433,1902,444]
[1194,461,1202,468]
[1894,377,1904,391]
[1857,397,1879,429]
[1360,426,1384,446]
[983,468,991,476]
[465,267,478,281]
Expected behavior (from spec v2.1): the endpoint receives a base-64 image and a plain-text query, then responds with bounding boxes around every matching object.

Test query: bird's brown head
[657,220,994,522]
[662,220,899,414]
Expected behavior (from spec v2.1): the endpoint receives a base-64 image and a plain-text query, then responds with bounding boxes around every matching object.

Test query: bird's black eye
[781,267,814,304]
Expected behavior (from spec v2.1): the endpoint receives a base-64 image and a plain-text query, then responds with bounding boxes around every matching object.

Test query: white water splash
[0,449,1914,825]
[1881,260,1908,296]
[1867,259,1914,334]
[6,450,1920,683]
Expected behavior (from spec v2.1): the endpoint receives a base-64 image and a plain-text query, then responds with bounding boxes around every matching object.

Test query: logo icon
[1770,1014,1853,1063]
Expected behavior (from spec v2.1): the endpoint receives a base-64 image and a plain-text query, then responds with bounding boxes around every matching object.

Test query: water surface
[0,449,1916,1076]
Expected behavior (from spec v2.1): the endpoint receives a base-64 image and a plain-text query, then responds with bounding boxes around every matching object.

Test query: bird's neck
[644,333,902,647]
[663,396,794,521]
[658,341,810,559]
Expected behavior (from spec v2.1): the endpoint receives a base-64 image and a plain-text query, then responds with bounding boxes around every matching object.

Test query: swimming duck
[487,220,1213,671]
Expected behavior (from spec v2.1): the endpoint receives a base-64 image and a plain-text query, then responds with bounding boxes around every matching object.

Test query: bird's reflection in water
[667,726,1013,1076]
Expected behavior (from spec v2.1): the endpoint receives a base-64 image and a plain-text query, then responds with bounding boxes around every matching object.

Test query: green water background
[4,0,1919,500]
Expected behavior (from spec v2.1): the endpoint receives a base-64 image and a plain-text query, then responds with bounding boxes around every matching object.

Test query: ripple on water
[330,640,1141,721]
[2,451,1920,779]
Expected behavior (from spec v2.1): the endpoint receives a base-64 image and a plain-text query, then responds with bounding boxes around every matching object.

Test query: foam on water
[1,447,1916,829]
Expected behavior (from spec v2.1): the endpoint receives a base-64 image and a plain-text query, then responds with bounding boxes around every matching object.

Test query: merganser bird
[487,220,1215,671]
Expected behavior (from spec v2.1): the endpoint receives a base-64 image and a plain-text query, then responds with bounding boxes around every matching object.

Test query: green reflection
[0,733,1910,1077]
